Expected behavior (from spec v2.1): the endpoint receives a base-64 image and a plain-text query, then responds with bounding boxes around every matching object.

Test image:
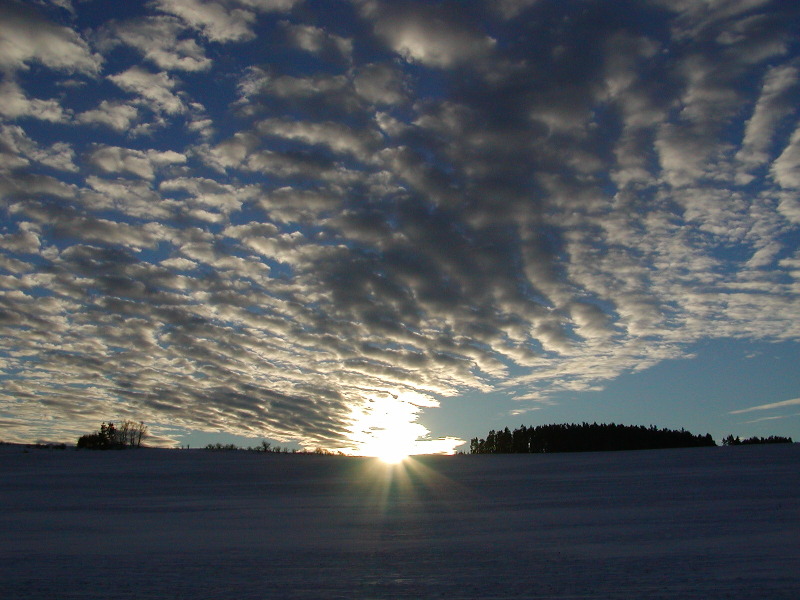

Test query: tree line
[722,434,793,446]
[469,423,716,454]
[77,421,148,449]
[204,440,342,455]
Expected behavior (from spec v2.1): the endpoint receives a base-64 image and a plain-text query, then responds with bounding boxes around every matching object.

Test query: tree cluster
[722,434,793,446]
[76,421,148,449]
[203,441,341,455]
[470,423,716,454]
[205,441,294,453]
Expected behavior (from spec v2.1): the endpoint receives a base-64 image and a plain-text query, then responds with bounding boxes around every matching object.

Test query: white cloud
[656,0,773,40]
[33,142,79,172]
[153,0,256,42]
[160,176,260,213]
[255,186,343,224]
[1,125,37,164]
[58,217,169,250]
[160,256,198,271]
[0,223,41,254]
[777,192,800,224]
[239,68,350,101]
[195,132,259,171]
[152,0,298,43]
[737,63,800,174]
[237,0,300,10]
[0,1,101,74]
[569,301,613,340]
[46,0,75,13]
[353,63,408,105]
[257,118,382,161]
[235,66,270,101]
[0,126,31,172]
[88,146,187,180]
[676,54,742,125]
[108,67,186,114]
[0,171,76,203]
[83,176,176,220]
[0,124,77,172]
[98,16,212,72]
[771,125,800,189]
[77,100,139,131]
[187,116,214,138]
[655,124,722,188]
[0,79,70,122]
[746,242,782,269]
[375,111,410,137]
[730,397,800,414]
[363,3,496,68]
[243,149,337,180]
[281,21,353,60]
[223,222,309,264]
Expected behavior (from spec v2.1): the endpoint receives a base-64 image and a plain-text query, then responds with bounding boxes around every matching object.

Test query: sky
[0,0,799,455]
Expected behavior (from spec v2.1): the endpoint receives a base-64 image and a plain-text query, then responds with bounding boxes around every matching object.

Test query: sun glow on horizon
[347,390,464,461]
[373,448,410,464]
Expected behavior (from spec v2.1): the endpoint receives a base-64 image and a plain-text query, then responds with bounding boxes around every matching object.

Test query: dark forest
[469,423,716,454]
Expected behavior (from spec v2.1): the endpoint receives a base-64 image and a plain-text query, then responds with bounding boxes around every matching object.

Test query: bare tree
[118,420,149,447]
[118,420,132,447]
[103,420,148,448]
[135,421,148,447]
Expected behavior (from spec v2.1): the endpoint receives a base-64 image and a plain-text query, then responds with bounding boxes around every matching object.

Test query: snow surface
[1,444,798,599]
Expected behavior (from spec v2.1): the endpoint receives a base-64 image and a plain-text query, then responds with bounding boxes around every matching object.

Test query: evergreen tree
[469,422,718,454]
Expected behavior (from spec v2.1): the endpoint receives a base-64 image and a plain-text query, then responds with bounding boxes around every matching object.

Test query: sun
[349,391,427,462]
[348,390,463,462]
[374,447,410,465]
[359,430,415,464]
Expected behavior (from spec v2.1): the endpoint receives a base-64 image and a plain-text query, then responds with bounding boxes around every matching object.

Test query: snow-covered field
[1,443,798,599]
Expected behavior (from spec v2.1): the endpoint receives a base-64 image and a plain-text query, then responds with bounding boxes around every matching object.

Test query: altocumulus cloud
[0,0,799,451]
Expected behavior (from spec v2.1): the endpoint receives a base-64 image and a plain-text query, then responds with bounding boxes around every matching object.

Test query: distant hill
[469,423,716,454]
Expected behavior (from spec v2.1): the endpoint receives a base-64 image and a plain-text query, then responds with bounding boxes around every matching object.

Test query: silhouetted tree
[469,423,717,454]
[205,443,241,451]
[511,426,528,453]
[497,427,513,453]
[115,420,148,448]
[723,434,792,446]
[77,421,148,449]
[470,437,481,454]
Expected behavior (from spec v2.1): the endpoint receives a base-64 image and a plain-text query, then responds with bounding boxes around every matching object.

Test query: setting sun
[348,391,432,461]
[346,390,465,460]
[374,448,410,464]
[357,421,416,463]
